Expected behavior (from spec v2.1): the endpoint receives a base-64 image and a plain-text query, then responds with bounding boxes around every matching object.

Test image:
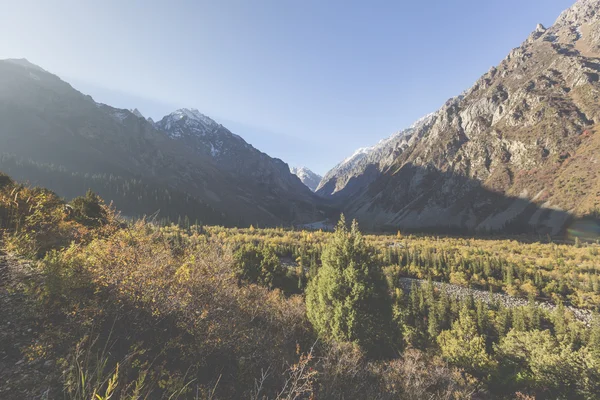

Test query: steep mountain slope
[340,0,600,234]
[316,114,435,199]
[0,59,326,226]
[153,108,326,224]
[156,109,311,196]
[291,167,322,191]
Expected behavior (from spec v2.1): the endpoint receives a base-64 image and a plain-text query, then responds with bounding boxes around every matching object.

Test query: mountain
[156,109,307,193]
[316,113,435,199]
[324,0,600,235]
[291,167,322,191]
[0,59,328,226]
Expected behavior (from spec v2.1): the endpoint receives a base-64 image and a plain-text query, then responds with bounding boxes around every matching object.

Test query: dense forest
[1,172,600,399]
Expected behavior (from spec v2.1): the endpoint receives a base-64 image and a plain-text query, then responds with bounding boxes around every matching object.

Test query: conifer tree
[305,215,393,356]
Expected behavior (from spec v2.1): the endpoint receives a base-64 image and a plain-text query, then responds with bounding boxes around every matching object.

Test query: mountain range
[0,59,328,227]
[1,0,598,235]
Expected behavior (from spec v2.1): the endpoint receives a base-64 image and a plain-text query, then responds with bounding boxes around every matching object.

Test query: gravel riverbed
[397,277,593,325]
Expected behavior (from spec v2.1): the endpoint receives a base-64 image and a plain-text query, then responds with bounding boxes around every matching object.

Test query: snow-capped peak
[316,111,436,195]
[409,112,436,129]
[291,166,322,192]
[340,147,371,166]
[157,108,221,138]
[169,108,218,127]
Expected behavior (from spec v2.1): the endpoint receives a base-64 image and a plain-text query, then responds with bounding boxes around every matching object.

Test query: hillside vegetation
[1,173,600,399]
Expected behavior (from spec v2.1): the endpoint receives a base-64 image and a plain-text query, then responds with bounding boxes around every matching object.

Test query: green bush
[69,190,108,227]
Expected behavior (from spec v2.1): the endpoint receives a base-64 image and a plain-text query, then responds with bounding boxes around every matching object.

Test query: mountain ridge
[321,0,600,234]
[0,59,328,226]
[316,113,436,199]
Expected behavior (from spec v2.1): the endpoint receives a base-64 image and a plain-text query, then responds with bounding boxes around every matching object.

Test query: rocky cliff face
[333,0,600,234]
[0,59,326,226]
[291,167,322,191]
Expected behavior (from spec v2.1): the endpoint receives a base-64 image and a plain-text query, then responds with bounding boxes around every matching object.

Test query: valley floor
[1,174,600,398]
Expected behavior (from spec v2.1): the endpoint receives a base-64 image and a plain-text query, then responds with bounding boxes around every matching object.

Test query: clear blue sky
[1,0,574,175]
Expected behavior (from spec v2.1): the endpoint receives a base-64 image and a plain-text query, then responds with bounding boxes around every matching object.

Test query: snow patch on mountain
[157,108,221,138]
[341,147,371,166]
[291,167,322,192]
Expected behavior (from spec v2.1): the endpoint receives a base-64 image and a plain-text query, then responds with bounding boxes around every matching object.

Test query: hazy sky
[1,0,574,175]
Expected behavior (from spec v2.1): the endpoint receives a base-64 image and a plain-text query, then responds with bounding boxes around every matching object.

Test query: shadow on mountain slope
[346,163,580,237]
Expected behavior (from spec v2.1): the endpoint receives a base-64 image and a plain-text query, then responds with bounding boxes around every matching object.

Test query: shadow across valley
[344,163,585,239]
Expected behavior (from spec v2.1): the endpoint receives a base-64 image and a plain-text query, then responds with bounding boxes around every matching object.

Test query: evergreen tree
[589,314,600,362]
[476,301,489,336]
[428,306,440,341]
[513,308,527,332]
[305,215,393,356]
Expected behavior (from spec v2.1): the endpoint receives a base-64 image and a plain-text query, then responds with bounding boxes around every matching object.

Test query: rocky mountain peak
[316,112,434,197]
[152,106,313,202]
[5,58,45,72]
[173,108,217,125]
[291,167,322,192]
[556,0,598,26]
[156,108,222,139]
[131,108,144,119]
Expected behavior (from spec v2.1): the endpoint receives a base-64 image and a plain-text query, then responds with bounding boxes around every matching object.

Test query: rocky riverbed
[397,277,593,325]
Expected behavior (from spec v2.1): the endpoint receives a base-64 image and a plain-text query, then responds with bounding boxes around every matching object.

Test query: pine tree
[528,295,541,330]
[438,286,451,330]
[496,306,512,337]
[428,306,440,341]
[476,301,489,337]
[589,314,600,361]
[305,215,393,356]
[505,264,514,287]
[513,308,527,332]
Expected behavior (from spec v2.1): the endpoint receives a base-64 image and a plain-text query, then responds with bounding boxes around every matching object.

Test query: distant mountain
[325,0,600,234]
[0,59,328,226]
[291,167,322,191]
[316,114,435,200]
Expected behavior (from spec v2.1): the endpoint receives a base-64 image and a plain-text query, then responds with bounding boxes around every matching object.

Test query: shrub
[69,190,108,227]
[437,306,496,376]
